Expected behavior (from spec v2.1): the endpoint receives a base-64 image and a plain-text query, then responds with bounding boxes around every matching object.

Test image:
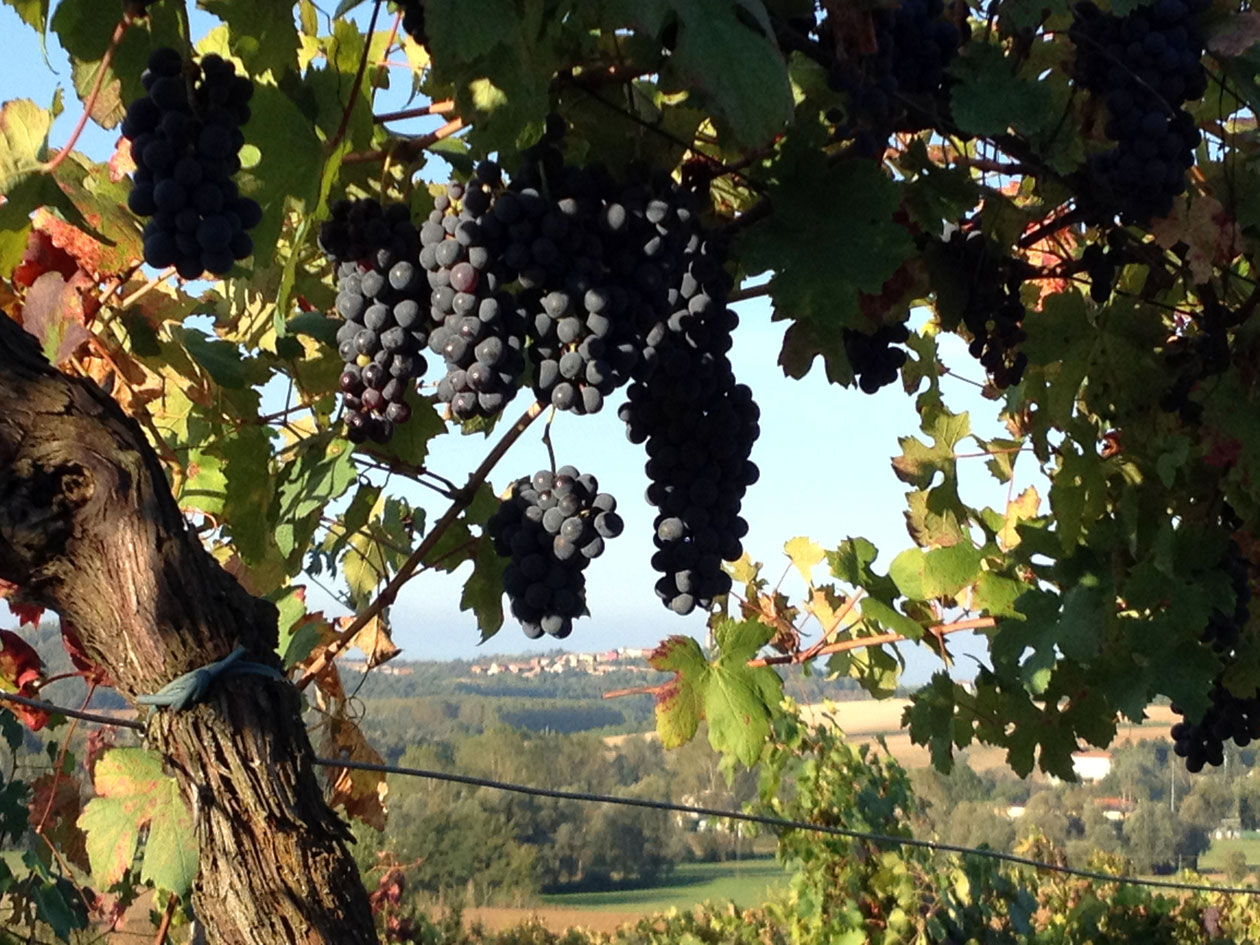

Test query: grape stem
[541,405,558,474]
[748,617,995,667]
[152,892,178,945]
[374,100,456,124]
[296,400,546,692]
[343,116,465,165]
[601,616,996,700]
[326,0,384,156]
[41,14,134,174]
[727,281,772,304]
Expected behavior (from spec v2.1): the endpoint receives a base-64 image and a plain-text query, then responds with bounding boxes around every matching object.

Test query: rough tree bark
[0,316,377,943]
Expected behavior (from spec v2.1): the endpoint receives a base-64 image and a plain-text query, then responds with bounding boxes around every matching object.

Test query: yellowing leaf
[0,99,52,191]
[726,553,761,585]
[77,748,196,897]
[345,613,400,669]
[319,716,388,830]
[1000,487,1040,551]
[784,536,824,585]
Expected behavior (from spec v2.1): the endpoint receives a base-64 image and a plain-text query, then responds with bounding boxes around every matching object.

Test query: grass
[539,858,790,912]
[1197,837,1260,872]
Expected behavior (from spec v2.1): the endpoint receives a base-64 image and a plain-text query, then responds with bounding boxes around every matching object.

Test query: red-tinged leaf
[61,617,114,687]
[19,271,92,364]
[0,629,43,690]
[648,636,706,749]
[28,771,91,873]
[85,726,117,780]
[78,748,196,897]
[0,628,48,729]
[10,601,45,628]
[107,135,135,182]
[12,229,78,288]
[30,209,113,282]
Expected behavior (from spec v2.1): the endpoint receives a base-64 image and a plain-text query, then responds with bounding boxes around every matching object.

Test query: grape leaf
[424,0,518,61]
[784,536,824,585]
[3,0,48,33]
[464,538,507,643]
[740,150,913,382]
[888,543,984,602]
[649,635,706,749]
[200,0,301,75]
[603,0,793,147]
[78,748,196,897]
[318,715,388,830]
[649,623,781,765]
[948,42,1051,137]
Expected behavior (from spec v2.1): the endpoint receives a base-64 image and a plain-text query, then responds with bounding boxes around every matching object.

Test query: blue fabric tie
[138,645,285,711]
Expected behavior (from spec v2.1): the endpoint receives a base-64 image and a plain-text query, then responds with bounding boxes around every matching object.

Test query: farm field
[1198,837,1260,873]
[798,700,1179,771]
[462,860,790,935]
[540,859,790,911]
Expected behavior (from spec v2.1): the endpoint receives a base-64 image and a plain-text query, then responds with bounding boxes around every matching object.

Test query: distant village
[339,646,658,679]
[468,647,657,679]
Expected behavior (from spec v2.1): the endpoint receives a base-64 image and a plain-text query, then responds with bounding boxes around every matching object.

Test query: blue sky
[0,5,1032,684]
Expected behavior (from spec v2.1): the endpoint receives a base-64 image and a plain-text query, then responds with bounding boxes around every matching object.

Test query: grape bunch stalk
[320,198,428,444]
[487,467,623,639]
[122,48,261,279]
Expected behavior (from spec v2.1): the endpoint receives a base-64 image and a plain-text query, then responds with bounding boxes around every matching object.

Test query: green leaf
[656,0,793,147]
[740,152,913,383]
[464,538,506,643]
[181,449,228,516]
[178,327,254,390]
[286,312,341,348]
[220,426,276,564]
[425,0,518,61]
[200,0,300,75]
[275,432,357,559]
[78,748,196,897]
[648,623,781,765]
[948,42,1052,137]
[888,543,984,601]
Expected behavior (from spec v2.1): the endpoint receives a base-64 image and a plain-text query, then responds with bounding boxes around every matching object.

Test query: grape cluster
[826,0,960,155]
[1070,0,1209,224]
[1201,541,1251,654]
[845,322,910,394]
[940,231,1029,389]
[321,199,428,443]
[1080,238,1125,303]
[621,227,759,615]
[418,174,528,420]
[122,49,260,279]
[487,467,623,638]
[1172,684,1260,772]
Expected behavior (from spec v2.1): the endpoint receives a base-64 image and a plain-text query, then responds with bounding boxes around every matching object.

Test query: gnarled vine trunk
[0,316,376,944]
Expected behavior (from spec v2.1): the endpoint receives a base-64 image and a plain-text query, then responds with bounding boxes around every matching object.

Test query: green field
[1198,837,1260,873]
[540,859,790,912]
